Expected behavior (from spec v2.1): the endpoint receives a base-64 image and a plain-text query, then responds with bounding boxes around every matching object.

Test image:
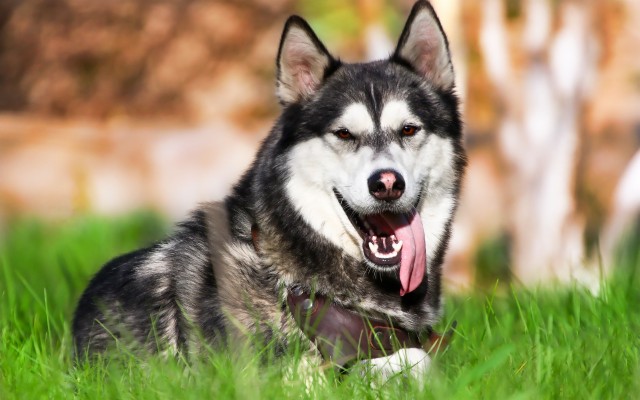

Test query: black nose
[368,170,405,200]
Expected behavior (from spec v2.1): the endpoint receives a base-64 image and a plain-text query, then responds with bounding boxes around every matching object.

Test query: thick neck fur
[224,120,443,331]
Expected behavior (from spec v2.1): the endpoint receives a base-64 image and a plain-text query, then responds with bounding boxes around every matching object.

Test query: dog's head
[276,1,464,296]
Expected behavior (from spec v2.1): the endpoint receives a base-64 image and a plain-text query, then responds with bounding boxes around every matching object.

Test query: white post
[480,0,598,285]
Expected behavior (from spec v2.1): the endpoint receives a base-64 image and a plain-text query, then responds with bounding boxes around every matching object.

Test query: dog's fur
[73,1,466,376]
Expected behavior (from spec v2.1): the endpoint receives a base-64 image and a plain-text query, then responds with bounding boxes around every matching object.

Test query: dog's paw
[361,348,431,385]
[283,352,327,394]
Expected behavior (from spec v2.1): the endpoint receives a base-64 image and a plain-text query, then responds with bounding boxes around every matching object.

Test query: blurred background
[0,0,638,290]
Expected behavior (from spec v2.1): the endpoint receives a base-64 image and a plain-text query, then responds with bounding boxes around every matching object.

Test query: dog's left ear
[276,16,337,105]
[393,1,454,90]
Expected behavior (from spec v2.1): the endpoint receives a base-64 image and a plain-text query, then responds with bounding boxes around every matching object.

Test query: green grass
[1,214,639,399]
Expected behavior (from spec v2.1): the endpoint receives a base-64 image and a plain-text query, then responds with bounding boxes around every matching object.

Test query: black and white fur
[73,1,466,378]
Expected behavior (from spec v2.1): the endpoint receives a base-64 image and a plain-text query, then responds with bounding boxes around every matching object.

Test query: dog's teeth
[371,235,378,243]
[374,249,398,259]
[391,235,398,242]
[392,240,403,252]
[368,242,378,253]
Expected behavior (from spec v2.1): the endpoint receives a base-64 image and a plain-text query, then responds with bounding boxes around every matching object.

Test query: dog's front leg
[361,348,431,384]
[283,349,327,394]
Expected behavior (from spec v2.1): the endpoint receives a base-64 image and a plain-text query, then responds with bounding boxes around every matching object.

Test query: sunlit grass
[0,214,638,399]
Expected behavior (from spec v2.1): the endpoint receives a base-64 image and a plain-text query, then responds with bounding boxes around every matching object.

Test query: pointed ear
[393,1,454,90]
[276,16,336,105]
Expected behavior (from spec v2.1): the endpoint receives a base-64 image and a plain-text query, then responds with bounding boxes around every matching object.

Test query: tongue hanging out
[361,211,426,296]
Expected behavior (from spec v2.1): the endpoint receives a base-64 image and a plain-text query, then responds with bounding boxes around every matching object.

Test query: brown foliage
[0,0,293,120]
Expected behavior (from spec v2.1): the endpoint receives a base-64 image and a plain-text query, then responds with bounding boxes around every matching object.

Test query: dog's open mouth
[359,214,403,266]
[334,190,426,296]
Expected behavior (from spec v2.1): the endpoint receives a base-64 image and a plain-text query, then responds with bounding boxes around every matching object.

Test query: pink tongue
[370,211,426,296]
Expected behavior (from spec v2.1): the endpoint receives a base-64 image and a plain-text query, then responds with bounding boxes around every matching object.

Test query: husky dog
[73,0,465,378]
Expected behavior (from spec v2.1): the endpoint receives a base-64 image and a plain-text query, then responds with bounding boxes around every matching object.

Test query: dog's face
[277,1,464,296]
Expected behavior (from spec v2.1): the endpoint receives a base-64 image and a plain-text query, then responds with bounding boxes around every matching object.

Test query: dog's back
[72,209,225,356]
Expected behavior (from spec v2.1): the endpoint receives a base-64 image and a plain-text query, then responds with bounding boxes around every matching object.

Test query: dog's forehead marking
[380,100,418,130]
[369,83,378,115]
[336,102,374,134]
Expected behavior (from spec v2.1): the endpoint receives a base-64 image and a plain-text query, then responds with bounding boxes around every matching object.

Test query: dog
[73,0,466,379]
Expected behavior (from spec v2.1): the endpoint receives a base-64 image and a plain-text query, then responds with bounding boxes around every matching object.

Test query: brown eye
[334,128,353,140]
[401,125,420,137]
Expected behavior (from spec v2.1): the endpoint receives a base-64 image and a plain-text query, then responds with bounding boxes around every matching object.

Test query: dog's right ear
[276,16,336,105]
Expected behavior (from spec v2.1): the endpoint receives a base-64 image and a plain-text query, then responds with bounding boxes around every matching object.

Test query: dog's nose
[368,170,405,200]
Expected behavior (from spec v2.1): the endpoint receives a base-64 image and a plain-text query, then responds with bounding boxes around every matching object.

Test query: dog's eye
[334,128,353,140]
[401,125,420,137]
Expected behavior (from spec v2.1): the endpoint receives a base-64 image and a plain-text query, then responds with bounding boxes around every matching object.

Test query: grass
[1,213,639,399]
